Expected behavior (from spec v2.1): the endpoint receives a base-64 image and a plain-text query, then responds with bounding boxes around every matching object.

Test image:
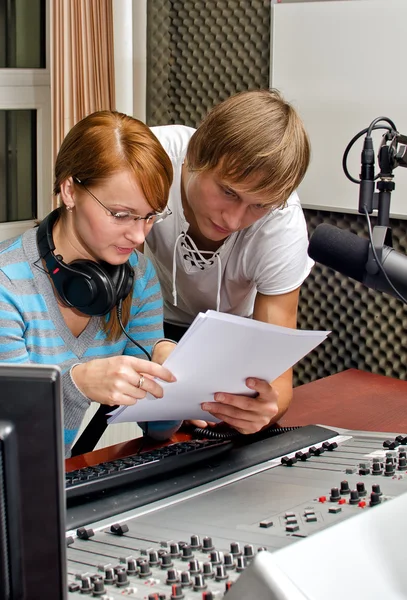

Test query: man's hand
[151,340,177,365]
[201,377,279,434]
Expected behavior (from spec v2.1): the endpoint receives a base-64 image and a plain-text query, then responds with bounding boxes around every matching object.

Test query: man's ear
[60,177,76,210]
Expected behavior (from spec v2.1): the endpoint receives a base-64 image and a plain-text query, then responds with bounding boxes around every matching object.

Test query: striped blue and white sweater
[0,227,181,456]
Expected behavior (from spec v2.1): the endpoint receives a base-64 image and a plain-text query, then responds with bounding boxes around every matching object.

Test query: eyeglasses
[73,177,171,225]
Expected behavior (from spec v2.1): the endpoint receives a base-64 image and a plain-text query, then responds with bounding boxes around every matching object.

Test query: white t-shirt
[146,125,314,326]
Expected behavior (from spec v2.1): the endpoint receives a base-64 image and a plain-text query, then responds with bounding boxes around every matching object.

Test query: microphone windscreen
[308,223,370,282]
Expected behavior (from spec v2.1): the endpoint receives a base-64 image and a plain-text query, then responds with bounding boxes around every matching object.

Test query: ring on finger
[136,374,145,389]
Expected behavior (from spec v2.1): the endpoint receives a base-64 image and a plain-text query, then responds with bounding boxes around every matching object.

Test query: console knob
[161,553,173,568]
[371,462,382,475]
[188,559,201,575]
[182,545,193,561]
[170,542,181,557]
[243,544,254,560]
[202,536,214,551]
[139,561,152,578]
[236,556,247,572]
[230,542,241,556]
[349,490,360,505]
[202,562,214,578]
[372,484,382,496]
[80,576,92,594]
[148,550,159,565]
[193,574,207,591]
[356,482,367,496]
[190,534,202,550]
[92,579,106,596]
[385,463,395,476]
[210,550,222,565]
[171,582,184,599]
[369,492,381,507]
[223,553,235,569]
[180,571,192,587]
[329,487,341,502]
[126,558,137,575]
[340,480,350,495]
[166,568,179,584]
[116,570,129,587]
[215,565,228,581]
[103,566,115,585]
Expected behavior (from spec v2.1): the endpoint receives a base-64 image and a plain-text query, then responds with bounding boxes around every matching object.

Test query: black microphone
[308,223,407,300]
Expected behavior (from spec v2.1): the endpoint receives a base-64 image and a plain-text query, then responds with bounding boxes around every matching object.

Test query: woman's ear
[60,177,76,210]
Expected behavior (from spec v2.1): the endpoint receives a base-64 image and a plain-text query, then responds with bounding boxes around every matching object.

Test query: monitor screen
[0,364,66,599]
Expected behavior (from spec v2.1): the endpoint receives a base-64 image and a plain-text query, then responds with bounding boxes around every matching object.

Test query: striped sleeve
[124,252,164,357]
[0,281,29,363]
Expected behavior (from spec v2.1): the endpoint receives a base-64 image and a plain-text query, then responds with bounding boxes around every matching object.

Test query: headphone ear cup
[37,210,134,316]
[104,261,134,303]
[65,260,117,316]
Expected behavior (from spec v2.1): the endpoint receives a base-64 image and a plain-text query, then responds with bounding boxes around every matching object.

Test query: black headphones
[37,209,134,317]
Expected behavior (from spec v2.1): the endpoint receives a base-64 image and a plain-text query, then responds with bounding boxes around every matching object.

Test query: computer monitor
[0,364,66,599]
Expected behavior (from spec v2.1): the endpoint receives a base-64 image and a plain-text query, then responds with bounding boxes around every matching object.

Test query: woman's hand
[201,377,279,434]
[71,356,176,406]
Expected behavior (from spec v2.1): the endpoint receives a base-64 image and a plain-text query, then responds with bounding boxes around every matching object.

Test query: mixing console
[65,425,407,599]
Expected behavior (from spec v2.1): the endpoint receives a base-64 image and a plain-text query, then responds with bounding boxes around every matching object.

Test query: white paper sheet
[108,310,329,424]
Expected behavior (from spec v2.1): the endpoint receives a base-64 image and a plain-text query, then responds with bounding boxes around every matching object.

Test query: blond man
[146,89,313,434]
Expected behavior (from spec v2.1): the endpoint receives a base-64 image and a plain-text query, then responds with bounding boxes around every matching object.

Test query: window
[0,110,37,223]
[0,0,46,68]
[0,0,50,242]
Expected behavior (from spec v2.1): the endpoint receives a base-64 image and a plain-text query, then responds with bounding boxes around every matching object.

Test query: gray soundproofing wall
[146,0,406,386]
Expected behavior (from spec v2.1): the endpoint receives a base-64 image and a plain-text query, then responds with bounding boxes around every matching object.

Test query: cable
[367,116,397,137]
[342,124,393,184]
[190,423,301,441]
[363,207,407,304]
[116,300,151,360]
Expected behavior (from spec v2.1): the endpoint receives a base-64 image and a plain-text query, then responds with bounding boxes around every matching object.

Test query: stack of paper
[108,310,329,424]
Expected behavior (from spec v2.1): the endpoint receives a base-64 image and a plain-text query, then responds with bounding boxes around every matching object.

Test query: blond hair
[54,111,173,340]
[186,89,310,208]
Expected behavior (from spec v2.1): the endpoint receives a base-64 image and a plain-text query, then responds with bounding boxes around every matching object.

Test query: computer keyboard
[65,438,233,501]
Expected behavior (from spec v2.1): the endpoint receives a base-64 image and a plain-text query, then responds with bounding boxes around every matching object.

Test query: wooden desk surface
[280,368,407,432]
[66,369,407,471]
